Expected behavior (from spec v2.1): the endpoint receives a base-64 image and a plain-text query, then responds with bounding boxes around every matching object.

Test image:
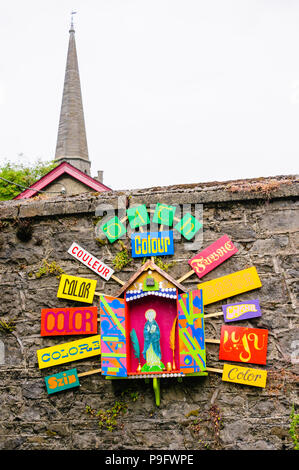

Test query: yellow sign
[198,267,262,305]
[37,335,101,369]
[57,274,97,304]
[222,363,267,388]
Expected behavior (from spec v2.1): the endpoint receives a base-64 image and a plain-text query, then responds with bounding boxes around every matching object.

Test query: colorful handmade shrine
[36,203,268,406]
[100,260,206,384]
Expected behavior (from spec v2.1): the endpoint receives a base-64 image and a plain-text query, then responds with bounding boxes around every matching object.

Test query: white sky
[0,0,298,190]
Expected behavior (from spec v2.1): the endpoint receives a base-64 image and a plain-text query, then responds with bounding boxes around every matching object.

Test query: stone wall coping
[0,174,298,220]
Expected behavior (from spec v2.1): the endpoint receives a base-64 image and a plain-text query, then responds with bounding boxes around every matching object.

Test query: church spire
[55,15,91,175]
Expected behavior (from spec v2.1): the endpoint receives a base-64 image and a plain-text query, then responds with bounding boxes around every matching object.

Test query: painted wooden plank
[44,368,80,394]
[204,311,223,319]
[41,306,98,336]
[100,295,127,377]
[68,242,114,281]
[189,235,238,279]
[222,363,267,388]
[177,289,206,374]
[57,274,97,304]
[199,267,262,305]
[219,325,268,365]
[37,335,101,369]
[131,231,174,258]
[176,269,195,284]
[111,274,125,286]
[77,368,102,377]
[206,367,223,374]
[222,299,262,322]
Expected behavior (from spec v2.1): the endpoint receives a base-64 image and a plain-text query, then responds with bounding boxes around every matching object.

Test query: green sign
[101,216,126,243]
[44,368,80,394]
[127,204,150,229]
[99,203,202,244]
[152,203,177,226]
[174,213,202,240]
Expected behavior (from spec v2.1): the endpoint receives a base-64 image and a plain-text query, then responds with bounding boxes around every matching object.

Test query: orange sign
[219,325,268,365]
[41,307,98,336]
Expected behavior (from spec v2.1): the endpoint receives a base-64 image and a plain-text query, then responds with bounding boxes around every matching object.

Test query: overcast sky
[0,1,298,190]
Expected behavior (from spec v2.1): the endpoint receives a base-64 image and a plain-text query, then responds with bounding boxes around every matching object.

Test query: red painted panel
[219,325,268,365]
[41,306,98,336]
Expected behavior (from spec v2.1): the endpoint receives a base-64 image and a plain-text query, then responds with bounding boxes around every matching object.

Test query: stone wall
[0,175,298,451]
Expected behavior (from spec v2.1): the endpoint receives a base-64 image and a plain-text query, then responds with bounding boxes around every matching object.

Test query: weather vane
[70,10,77,30]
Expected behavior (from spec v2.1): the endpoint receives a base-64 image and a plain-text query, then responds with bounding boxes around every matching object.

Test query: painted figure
[141,309,165,372]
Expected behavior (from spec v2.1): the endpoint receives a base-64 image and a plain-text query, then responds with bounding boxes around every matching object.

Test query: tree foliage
[0,159,57,200]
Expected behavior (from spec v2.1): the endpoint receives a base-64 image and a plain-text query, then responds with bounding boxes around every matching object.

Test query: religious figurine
[141,309,165,372]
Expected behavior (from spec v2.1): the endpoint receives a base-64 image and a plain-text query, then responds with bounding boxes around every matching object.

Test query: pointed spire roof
[55,19,91,175]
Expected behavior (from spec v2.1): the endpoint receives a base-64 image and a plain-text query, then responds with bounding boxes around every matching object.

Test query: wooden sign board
[57,274,97,304]
[44,368,80,394]
[41,306,98,336]
[219,325,268,365]
[222,363,267,388]
[68,242,114,281]
[131,231,174,258]
[152,203,177,226]
[222,300,262,323]
[189,235,238,279]
[127,204,150,229]
[37,334,101,369]
[174,212,202,240]
[199,267,262,305]
[101,216,126,243]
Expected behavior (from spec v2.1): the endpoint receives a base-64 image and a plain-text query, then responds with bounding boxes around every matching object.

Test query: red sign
[219,325,268,365]
[188,235,238,279]
[41,307,98,336]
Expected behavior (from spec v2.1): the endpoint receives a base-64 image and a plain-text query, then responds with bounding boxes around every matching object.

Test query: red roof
[14,162,111,199]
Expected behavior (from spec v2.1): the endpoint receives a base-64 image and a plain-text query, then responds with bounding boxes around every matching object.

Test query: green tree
[0,158,57,200]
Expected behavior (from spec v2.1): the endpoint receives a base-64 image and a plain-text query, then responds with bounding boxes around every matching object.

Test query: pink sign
[188,235,238,279]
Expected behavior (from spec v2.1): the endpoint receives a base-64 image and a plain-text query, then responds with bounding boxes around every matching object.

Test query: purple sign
[222,300,262,323]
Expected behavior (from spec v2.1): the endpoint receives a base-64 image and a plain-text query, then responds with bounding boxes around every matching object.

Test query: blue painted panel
[131,231,174,258]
